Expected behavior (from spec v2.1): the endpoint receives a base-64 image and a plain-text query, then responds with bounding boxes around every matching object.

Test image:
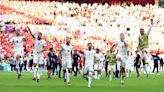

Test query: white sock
[109,75,112,81]
[126,72,129,77]
[20,58,23,65]
[17,67,20,75]
[33,67,36,78]
[39,67,42,75]
[40,67,42,75]
[94,71,97,79]
[67,72,70,82]
[144,66,149,77]
[98,74,101,80]
[88,72,92,87]
[17,60,20,75]
[121,74,123,83]
[37,67,41,79]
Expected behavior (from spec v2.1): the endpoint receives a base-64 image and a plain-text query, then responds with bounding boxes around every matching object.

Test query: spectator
[9,55,15,71]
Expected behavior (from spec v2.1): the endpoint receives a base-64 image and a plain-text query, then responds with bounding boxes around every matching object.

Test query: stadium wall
[16,0,155,5]
[56,0,155,5]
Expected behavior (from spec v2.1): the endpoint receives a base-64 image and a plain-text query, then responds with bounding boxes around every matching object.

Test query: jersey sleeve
[93,50,96,55]
[100,53,105,62]
[42,40,46,47]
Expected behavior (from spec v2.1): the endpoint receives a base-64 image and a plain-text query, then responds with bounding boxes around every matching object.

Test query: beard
[66,42,70,45]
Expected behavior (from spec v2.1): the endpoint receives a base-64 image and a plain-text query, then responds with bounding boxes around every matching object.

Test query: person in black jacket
[152,53,160,75]
[134,50,141,78]
[72,50,81,77]
[47,48,57,80]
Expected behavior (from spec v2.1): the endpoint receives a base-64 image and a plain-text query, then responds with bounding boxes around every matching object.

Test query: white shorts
[62,60,72,70]
[116,55,127,68]
[94,62,103,70]
[14,49,24,58]
[108,64,116,72]
[140,48,149,59]
[33,55,44,64]
[84,64,94,74]
[14,49,24,64]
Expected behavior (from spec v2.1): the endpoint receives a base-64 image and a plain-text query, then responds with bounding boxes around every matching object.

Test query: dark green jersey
[107,52,117,65]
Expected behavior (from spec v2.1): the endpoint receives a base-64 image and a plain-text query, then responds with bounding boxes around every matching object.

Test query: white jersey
[61,44,73,61]
[95,53,105,63]
[84,50,96,66]
[116,41,128,55]
[34,38,46,56]
[10,36,24,51]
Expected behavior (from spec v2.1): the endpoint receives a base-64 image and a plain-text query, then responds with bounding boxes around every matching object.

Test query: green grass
[0,71,164,92]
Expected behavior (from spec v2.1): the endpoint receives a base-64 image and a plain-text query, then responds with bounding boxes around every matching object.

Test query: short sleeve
[100,53,105,61]
[93,50,96,55]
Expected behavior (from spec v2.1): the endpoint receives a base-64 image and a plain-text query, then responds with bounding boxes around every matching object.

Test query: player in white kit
[59,37,73,85]
[125,51,133,77]
[29,30,46,83]
[83,43,96,88]
[94,48,105,80]
[10,30,25,79]
[114,33,128,87]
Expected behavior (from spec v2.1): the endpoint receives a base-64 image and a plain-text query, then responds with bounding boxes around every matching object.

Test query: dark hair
[140,28,144,31]
[38,32,42,36]
[120,33,124,35]
[127,28,130,31]
[96,48,100,51]
[49,48,53,51]
[88,42,92,45]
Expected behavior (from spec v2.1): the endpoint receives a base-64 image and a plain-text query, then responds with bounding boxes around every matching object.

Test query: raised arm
[26,26,35,39]
[147,25,153,35]
[111,43,116,49]
[147,19,160,35]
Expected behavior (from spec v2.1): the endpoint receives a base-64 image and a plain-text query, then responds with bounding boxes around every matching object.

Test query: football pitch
[0,71,164,92]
